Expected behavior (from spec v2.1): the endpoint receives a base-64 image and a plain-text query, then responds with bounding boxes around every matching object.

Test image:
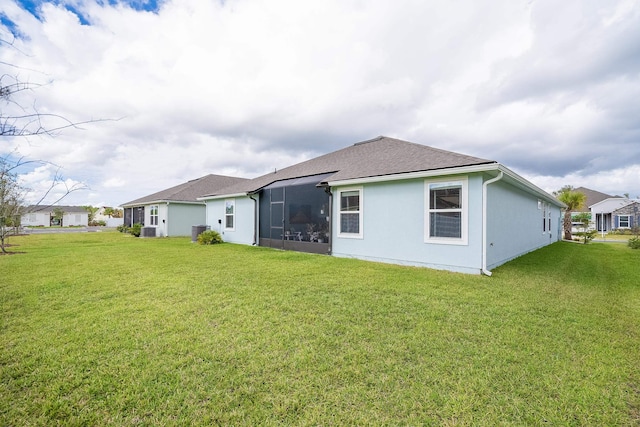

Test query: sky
[1,0,639,207]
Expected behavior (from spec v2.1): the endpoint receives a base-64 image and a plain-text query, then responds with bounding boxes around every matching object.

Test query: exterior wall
[485,179,561,270]
[166,203,206,237]
[613,202,640,229]
[141,203,206,237]
[21,211,88,227]
[63,212,89,227]
[331,174,485,274]
[205,196,257,245]
[21,212,50,227]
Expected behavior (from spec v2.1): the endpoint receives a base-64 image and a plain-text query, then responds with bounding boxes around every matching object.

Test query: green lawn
[2,232,639,426]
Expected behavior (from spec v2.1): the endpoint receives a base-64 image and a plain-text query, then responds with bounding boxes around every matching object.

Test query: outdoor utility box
[141,227,156,238]
[191,225,210,242]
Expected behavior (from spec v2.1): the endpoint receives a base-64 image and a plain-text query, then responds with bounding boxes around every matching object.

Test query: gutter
[482,171,503,276]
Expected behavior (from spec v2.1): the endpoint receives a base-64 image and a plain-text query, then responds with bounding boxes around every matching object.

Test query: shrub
[129,223,142,237]
[628,237,640,249]
[197,230,223,245]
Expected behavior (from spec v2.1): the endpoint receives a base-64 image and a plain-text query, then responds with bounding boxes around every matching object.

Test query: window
[619,215,630,228]
[547,204,551,232]
[542,202,547,233]
[225,199,235,230]
[338,188,362,238]
[425,178,467,244]
[149,205,158,226]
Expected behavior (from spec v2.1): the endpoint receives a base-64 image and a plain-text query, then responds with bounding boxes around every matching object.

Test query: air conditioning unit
[141,227,156,238]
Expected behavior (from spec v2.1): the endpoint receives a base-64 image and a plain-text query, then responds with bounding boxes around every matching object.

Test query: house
[590,198,640,232]
[21,205,89,227]
[569,187,613,232]
[199,136,564,275]
[121,174,248,237]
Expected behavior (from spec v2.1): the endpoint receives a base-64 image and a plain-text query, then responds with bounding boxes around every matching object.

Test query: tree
[51,207,65,226]
[1,38,106,253]
[0,156,25,253]
[0,155,86,253]
[554,186,587,241]
[83,205,99,225]
[103,206,123,219]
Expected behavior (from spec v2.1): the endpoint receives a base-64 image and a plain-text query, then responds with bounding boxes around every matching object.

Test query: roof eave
[326,163,565,208]
[121,199,205,207]
[197,192,249,201]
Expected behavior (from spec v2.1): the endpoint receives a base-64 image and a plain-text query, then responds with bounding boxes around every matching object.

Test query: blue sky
[1,0,639,206]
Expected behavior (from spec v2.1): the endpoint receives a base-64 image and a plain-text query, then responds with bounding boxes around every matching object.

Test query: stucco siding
[331,175,485,274]
[485,180,560,270]
[166,203,206,237]
[205,196,256,245]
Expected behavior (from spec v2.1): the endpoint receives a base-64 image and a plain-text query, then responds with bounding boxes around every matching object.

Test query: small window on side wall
[338,188,363,238]
[425,178,468,245]
[225,199,235,230]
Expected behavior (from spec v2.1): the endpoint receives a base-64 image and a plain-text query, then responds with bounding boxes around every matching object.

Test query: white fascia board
[497,165,566,208]
[326,163,499,187]
[122,200,205,207]
[197,192,247,201]
[326,163,565,208]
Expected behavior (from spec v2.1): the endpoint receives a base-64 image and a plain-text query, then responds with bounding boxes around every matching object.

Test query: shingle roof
[202,136,495,197]
[25,205,88,213]
[574,187,614,211]
[121,174,248,206]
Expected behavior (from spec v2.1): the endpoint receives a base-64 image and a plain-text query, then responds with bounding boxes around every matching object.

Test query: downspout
[249,194,258,245]
[482,171,503,276]
[324,186,333,255]
[165,202,169,237]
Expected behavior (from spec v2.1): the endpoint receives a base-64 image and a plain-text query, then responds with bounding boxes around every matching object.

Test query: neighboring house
[199,136,564,275]
[590,198,640,232]
[95,207,125,228]
[569,187,614,232]
[120,174,248,237]
[21,205,89,227]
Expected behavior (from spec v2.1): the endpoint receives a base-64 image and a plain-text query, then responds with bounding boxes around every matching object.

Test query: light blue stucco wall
[205,196,257,245]
[167,203,206,237]
[485,180,561,270]
[141,203,204,237]
[331,175,485,274]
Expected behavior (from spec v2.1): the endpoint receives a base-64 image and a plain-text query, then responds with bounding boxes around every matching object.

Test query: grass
[1,232,639,426]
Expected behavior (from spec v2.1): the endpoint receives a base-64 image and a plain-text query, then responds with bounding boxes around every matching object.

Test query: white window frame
[424,177,468,245]
[337,187,363,239]
[542,202,547,233]
[619,215,630,228]
[225,199,235,231]
[149,205,159,226]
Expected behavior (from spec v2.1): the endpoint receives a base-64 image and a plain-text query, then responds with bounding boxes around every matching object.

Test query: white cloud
[1,0,639,206]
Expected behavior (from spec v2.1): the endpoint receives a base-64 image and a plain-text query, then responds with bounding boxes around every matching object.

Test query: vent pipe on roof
[482,171,503,276]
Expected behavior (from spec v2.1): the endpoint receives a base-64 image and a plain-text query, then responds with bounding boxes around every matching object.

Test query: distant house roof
[121,174,248,207]
[200,136,496,197]
[574,187,614,212]
[24,205,88,213]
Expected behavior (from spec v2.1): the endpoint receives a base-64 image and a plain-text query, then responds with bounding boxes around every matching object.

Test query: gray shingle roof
[121,174,248,206]
[202,136,495,197]
[574,187,614,211]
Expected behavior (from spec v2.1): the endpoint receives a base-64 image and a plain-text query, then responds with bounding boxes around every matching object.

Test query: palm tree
[555,186,587,240]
